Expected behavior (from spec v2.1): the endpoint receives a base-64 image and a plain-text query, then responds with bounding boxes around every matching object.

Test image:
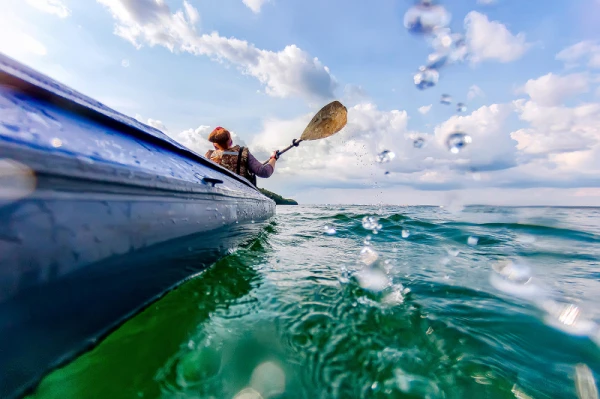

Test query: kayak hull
[0,53,275,398]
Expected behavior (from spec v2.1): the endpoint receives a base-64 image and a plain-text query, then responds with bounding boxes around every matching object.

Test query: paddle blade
[300,100,348,141]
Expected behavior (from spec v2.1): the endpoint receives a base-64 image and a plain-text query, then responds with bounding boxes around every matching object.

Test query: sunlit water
[29,206,600,399]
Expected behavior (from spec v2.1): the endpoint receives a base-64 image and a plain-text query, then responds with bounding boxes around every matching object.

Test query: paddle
[262,100,348,164]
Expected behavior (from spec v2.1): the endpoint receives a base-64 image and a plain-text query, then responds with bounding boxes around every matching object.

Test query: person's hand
[270,151,279,161]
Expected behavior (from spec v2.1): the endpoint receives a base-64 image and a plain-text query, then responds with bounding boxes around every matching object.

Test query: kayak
[0,53,275,399]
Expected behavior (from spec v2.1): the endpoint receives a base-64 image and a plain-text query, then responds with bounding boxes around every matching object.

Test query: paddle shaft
[262,139,303,165]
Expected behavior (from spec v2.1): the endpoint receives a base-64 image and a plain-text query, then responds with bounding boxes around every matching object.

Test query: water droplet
[233,388,263,399]
[324,224,336,235]
[413,137,426,148]
[515,234,536,244]
[414,67,439,90]
[456,103,467,112]
[447,248,460,257]
[362,216,382,233]
[490,260,540,300]
[402,230,410,238]
[426,52,448,69]
[467,236,479,246]
[356,267,389,293]
[404,2,451,35]
[376,150,396,163]
[250,361,286,398]
[440,94,452,105]
[50,138,62,148]
[0,159,36,202]
[575,364,599,399]
[446,132,472,154]
[542,301,597,337]
[359,246,379,266]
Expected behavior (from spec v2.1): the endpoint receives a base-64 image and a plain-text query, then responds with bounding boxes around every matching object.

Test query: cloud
[467,85,485,100]
[477,0,497,4]
[147,118,168,132]
[168,125,247,156]
[121,59,130,67]
[511,99,600,157]
[418,105,432,115]
[243,0,270,13]
[520,72,589,106]
[465,11,529,63]
[0,12,47,58]
[26,0,71,18]
[556,41,600,69]
[97,0,336,101]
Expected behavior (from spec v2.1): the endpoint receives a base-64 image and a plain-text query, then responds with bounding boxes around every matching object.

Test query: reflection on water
[28,206,600,399]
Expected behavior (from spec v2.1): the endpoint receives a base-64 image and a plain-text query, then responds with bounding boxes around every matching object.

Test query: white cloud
[418,104,432,115]
[97,0,336,101]
[243,0,270,13]
[147,118,168,132]
[556,41,600,69]
[168,125,247,156]
[511,99,600,157]
[520,72,589,106]
[121,59,130,67]
[477,0,497,4]
[26,0,71,18]
[467,85,485,100]
[465,11,529,63]
[0,12,47,59]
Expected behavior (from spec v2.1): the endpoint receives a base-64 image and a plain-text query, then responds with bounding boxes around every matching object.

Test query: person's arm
[247,151,276,178]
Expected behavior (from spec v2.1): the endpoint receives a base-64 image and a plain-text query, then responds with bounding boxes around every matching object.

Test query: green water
[28,206,600,398]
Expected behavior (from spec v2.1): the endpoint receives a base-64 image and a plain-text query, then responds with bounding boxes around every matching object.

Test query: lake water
[28,205,600,399]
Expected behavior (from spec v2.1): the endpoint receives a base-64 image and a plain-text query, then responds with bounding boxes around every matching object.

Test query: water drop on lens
[402,230,410,238]
[456,103,467,112]
[359,246,379,266]
[414,67,439,90]
[446,132,472,154]
[467,236,479,246]
[542,301,597,337]
[575,364,599,399]
[324,225,336,235]
[356,267,389,293]
[362,216,382,232]
[440,94,452,105]
[376,150,396,163]
[490,260,540,300]
[426,52,448,69]
[413,137,426,148]
[403,2,451,36]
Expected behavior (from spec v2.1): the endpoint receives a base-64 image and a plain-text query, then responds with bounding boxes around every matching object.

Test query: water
[404,2,451,36]
[414,67,439,90]
[446,132,472,154]
[28,206,600,399]
[413,137,426,149]
[376,150,396,163]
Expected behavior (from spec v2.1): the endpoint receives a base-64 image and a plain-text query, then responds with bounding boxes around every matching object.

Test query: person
[204,126,277,185]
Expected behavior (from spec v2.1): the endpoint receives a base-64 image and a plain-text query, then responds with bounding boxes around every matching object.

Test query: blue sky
[2,0,600,205]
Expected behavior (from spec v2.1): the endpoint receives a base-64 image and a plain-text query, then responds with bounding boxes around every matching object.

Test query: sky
[1,0,600,205]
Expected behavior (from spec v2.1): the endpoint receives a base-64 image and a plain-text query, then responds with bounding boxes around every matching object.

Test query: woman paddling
[205,126,277,185]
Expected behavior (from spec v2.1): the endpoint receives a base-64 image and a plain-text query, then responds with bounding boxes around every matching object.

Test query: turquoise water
[31,206,600,399]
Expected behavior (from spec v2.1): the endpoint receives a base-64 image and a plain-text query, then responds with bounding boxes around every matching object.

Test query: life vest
[206,145,257,185]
